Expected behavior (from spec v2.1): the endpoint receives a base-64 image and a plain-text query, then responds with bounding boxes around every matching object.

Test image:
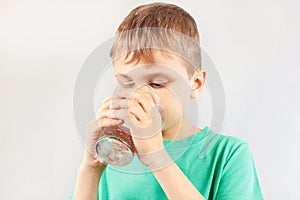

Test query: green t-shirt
[68,126,264,199]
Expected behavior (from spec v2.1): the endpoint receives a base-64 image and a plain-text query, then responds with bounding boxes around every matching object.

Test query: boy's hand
[112,84,166,166]
[82,94,127,168]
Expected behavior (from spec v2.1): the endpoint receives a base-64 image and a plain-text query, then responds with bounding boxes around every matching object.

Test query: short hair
[110,2,201,79]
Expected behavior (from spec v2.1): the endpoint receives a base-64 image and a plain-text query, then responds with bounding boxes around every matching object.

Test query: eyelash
[149,82,166,88]
[120,82,167,88]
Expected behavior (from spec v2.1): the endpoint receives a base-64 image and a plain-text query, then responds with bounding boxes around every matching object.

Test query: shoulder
[204,129,264,199]
[202,127,252,161]
[218,133,249,152]
[201,128,259,181]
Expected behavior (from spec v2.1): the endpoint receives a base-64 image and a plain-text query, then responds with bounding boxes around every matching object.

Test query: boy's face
[113,51,205,132]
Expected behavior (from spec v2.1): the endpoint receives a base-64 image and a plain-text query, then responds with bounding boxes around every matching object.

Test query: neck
[162,117,202,140]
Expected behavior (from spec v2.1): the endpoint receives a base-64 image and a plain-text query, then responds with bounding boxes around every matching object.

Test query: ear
[190,70,206,99]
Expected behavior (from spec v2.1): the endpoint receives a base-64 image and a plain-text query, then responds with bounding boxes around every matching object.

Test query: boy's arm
[148,149,206,200]
[70,95,124,200]
[71,151,106,200]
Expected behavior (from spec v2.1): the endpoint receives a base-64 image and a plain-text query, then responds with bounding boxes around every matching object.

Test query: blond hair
[110,2,201,78]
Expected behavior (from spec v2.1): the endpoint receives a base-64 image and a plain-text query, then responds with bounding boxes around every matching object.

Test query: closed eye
[149,82,167,88]
[121,81,135,88]
[119,82,167,89]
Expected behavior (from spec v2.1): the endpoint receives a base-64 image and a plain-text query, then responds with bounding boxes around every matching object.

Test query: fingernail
[101,98,107,104]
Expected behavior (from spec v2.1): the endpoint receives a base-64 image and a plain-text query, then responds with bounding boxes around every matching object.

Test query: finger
[113,87,154,113]
[138,85,160,105]
[113,89,133,99]
[86,118,103,134]
[130,90,154,113]
[108,99,129,109]
[97,117,124,128]
[96,107,123,120]
[96,96,125,115]
[128,98,149,122]
[85,117,124,142]
[100,94,114,105]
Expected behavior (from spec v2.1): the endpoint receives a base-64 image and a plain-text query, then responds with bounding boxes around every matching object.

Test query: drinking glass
[95,123,136,166]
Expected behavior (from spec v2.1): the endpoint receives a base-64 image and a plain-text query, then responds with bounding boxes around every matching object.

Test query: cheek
[158,90,182,120]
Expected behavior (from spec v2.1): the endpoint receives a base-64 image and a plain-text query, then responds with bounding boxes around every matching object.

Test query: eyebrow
[115,73,132,80]
[115,72,172,80]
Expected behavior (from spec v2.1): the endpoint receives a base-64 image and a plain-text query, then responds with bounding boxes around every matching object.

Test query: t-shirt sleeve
[66,188,100,200]
[66,189,74,200]
[216,142,264,200]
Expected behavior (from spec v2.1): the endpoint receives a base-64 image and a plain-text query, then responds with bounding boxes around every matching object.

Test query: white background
[1,0,299,199]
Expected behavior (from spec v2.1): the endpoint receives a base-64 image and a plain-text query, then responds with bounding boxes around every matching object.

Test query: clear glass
[95,124,136,166]
[96,106,165,166]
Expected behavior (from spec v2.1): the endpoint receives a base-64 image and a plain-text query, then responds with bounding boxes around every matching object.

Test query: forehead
[115,69,172,80]
[113,52,189,80]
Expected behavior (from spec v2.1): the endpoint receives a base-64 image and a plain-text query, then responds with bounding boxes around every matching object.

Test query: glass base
[96,136,134,166]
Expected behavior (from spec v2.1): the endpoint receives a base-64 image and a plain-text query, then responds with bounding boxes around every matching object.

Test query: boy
[69,2,263,200]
